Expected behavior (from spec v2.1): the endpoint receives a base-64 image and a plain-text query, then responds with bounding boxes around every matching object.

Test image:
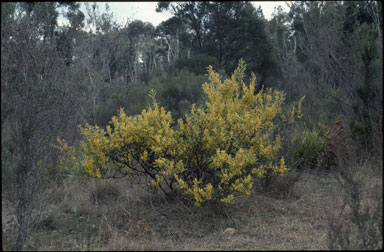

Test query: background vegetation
[1,1,382,250]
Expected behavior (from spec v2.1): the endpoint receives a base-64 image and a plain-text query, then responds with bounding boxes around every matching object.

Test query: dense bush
[292,125,328,170]
[76,60,305,206]
[154,70,207,120]
[96,83,152,127]
[171,53,219,76]
[292,117,348,171]
[96,70,207,127]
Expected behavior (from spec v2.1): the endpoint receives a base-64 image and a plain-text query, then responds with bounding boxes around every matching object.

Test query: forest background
[1,1,382,250]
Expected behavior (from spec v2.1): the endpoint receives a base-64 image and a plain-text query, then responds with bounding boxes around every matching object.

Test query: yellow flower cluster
[77,60,304,206]
[185,179,213,207]
[79,90,178,180]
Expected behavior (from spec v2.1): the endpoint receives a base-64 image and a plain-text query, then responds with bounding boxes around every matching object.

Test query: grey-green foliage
[171,54,218,76]
[292,125,328,170]
[349,23,382,152]
[155,69,207,120]
[96,69,208,128]
[279,2,382,156]
[96,82,152,127]
[156,2,281,87]
[1,2,91,250]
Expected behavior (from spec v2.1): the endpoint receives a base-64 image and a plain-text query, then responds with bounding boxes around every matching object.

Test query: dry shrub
[318,115,349,170]
[327,159,383,250]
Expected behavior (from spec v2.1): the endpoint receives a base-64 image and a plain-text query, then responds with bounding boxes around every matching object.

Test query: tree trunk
[219,39,222,66]
[176,33,180,60]
[13,223,28,251]
[165,36,174,62]
[282,31,287,59]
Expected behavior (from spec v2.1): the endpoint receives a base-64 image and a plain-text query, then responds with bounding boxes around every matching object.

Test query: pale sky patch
[58,1,288,28]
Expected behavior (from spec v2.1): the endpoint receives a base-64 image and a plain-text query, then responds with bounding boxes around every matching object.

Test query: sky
[59,1,288,27]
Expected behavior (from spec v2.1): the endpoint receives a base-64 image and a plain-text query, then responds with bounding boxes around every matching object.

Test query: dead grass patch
[2,161,382,250]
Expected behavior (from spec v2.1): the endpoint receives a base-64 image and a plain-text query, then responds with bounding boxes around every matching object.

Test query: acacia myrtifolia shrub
[79,60,305,206]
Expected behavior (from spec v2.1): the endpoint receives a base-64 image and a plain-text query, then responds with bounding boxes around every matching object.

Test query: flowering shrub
[78,60,305,206]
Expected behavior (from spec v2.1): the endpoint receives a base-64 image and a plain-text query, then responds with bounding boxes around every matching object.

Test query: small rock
[223,228,237,235]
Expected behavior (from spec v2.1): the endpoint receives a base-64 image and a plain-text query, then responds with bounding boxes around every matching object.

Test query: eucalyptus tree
[55,2,85,66]
[156,16,186,63]
[156,1,281,88]
[157,1,210,52]
[123,20,157,83]
[268,6,293,61]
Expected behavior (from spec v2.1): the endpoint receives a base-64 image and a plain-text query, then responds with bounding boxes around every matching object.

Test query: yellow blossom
[75,60,304,206]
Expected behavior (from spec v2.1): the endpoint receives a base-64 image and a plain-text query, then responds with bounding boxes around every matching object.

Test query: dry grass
[327,158,383,250]
[2,161,382,251]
